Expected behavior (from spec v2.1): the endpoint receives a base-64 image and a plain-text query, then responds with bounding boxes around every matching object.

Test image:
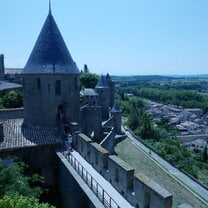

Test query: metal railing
[63,151,120,208]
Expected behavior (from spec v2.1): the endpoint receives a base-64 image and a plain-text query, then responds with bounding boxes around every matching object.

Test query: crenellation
[89,143,109,176]
[73,139,173,208]
[76,133,92,161]
[134,173,172,208]
[108,155,135,195]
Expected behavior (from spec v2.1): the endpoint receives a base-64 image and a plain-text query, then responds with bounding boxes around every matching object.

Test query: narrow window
[37,78,41,90]
[95,153,98,165]
[81,142,83,151]
[74,77,78,89]
[115,169,119,182]
[55,80,61,95]
[144,192,150,208]
[68,83,70,94]
[23,78,25,89]
[48,83,50,94]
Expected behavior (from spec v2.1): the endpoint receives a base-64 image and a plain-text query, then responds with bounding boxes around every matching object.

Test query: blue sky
[0,0,208,75]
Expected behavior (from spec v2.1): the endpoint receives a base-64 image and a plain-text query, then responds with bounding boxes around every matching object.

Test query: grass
[115,138,208,208]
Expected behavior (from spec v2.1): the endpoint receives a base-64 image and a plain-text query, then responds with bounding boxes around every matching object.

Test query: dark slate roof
[111,102,122,113]
[22,11,79,74]
[0,119,63,151]
[95,75,109,89]
[106,73,112,82]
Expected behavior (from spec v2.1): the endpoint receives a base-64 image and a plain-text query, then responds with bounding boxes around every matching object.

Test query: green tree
[0,195,55,208]
[0,159,43,198]
[138,112,155,140]
[1,91,23,108]
[80,73,99,89]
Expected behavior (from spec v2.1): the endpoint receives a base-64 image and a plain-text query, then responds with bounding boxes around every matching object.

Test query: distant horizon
[4,66,208,78]
[1,1,208,75]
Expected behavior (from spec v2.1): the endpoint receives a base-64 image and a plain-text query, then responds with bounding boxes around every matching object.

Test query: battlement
[74,133,173,208]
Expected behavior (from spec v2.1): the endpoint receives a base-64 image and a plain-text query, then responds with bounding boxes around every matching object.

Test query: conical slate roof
[22,10,79,74]
[95,75,109,89]
[111,102,122,113]
[106,73,112,82]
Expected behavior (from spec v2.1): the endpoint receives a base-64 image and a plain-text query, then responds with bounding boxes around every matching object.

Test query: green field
[115,138,207,208]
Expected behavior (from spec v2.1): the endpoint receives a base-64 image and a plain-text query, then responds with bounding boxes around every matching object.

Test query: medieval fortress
[0,5,198,208]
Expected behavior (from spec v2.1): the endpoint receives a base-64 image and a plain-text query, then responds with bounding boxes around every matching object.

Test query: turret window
[68,83,70,94]
[48,83,50,94]
[55,80,61,95]
[23,78,25,89]
[37,78,41,90]
[74,77,78,89]
[115,169,119,182]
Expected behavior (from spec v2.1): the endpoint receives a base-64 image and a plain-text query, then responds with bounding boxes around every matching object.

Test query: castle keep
[21,7,80,127]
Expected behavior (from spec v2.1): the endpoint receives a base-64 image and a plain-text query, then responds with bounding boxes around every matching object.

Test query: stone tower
[106,73,115,108]
[111,102,122,134]
[0,54,5,80]
[21,6,80,127]
[95,75,110,119]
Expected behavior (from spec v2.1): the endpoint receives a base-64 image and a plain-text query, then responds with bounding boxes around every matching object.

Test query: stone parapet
[74,136,173,208]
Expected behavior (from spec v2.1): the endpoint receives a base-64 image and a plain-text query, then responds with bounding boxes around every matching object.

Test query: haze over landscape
[0,0,208,75]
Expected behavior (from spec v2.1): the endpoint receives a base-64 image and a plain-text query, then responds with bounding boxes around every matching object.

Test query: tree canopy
[80,72,98,89]
[0,195,54,208]
[0,159,43,198]
[0,91,23,109]
[120,86,208,112]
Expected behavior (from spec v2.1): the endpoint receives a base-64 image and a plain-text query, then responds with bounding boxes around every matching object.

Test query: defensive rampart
[74,132,173,208]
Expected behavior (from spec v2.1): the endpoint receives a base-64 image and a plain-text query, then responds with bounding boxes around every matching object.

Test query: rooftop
[0,81,22,91]
[22,8,79,74]
[82,88,98,96]
[95,75,109,89]
[0,119,63,151]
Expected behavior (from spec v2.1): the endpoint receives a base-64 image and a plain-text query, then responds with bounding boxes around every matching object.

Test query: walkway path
[122,126,208,205]
[67,150,134,208]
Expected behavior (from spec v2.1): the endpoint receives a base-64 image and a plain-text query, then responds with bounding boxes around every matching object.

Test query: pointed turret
[95,75,109,89]
[22,4,80,127]
[111,102,122,113]
[106,73,112,82]
[0,54,5,80]
[111,102,122,134]
[105,73,115,108]
[22,4,79,74]
[49,0,52,15]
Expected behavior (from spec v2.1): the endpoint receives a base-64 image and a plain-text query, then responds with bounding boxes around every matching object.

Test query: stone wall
[57,152,104,208]
[0,144,59,186]
[22,74,80,127]
[80,106,102,142]
[0,108,23,119]
[100,128,115,154]
[75,133,173,208]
